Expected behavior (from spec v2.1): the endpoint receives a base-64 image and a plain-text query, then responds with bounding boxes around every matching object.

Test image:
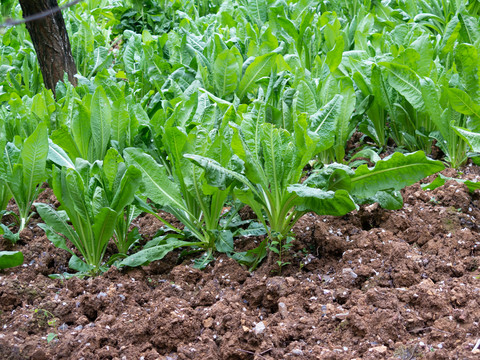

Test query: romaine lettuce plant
[0,135,11,218]
[0,122,48,240]
[50,86,112,163]
[50,84,145,163]
[1,89,55,141]
[35,156,141,275]
[185,106,357,269]
[123,120,240,268]
[0,183,10,217]
[90,148,143,256]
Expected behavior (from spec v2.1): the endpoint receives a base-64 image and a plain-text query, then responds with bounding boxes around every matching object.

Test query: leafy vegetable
[186,110,355,269]
[0,123,48,238]
[35,156,140,275]
[90,148,143,256]
[123,117,239,268]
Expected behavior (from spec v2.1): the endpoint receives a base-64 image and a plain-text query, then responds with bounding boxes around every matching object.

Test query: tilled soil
[1,166,480,360]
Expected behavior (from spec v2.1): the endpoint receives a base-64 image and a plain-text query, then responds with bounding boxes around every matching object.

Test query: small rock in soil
[254,321,265,335]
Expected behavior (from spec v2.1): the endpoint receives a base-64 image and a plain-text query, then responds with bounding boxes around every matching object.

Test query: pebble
[278,302,288,319]
[74,325,83,331]
[97,292,107,299]
[203,317,214,328]
[369,345,387,353]
[333,312,349,320]
[342,268,358,279]
[291,349,303,355]
[58,323,68,331]
[254,321,265,335]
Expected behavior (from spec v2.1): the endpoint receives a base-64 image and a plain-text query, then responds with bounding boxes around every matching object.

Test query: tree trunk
[18,0,77,94]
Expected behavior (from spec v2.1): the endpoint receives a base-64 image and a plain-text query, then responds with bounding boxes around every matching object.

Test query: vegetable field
[1,0,480,358]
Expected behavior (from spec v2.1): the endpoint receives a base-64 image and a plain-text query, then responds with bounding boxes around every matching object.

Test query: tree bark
[18,0,77,94]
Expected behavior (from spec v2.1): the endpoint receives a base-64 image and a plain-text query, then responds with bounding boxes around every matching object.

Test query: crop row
[0,0,479,275]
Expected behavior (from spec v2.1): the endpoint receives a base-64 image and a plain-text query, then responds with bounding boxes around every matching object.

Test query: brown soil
[1,166,480,360]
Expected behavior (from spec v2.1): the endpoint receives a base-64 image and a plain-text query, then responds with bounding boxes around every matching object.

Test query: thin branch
[473,339,480,352]
[236,349,267,359]
[0,0,84,28]
[259,348,273,355]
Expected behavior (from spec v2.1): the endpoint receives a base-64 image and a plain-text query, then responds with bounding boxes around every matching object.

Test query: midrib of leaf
[3,148,20,207]
[89,49,103,77]
[170,132,186,186]
[351,162,431,183]
[191,164,208,223]
[48,142,74,169]
[337,113,348,148]
[220,62,229,97]
[4,148,15,176]
[185,154,260,199]
[314,96,340,133]
[294,0,316,20]
[266,128,279,206]
[244,129,269,190]
[254,0,262,22]
[216,231,231,251]
[152,58,163,79]
[66,185,93,260]
[96,109,107,159]
[4,182,15,210]
[338,94,353,144]
[114,115,123,145]
[388,69,422,101]
[112,102,132,146]
[134,159,187,213]
[47,205,78,243]
[93,52,102,70]
[187,34,205,52]
[450,90,480,118]
[238,54,274,99]
[378,71,394,113]
[210,190,226,230]
[94,214,112,262]
[254,111,262,164]
[24,138,43,212]
[462,18,474,44]
[68,208,90,263]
